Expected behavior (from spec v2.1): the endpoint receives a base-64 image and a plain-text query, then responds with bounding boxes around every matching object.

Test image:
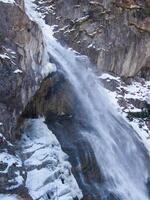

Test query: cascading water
[24,1,150,199]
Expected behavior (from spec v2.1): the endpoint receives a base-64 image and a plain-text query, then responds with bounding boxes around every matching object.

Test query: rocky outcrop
[0,0,48,198]
[36,0,150,78]
[0,133,32,200]
[0,0,44,139]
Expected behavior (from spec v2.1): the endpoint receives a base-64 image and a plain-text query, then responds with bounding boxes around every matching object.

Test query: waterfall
[24,1,150,199]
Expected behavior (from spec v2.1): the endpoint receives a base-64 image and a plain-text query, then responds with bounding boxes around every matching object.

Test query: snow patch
[99,73,120,81]
[0,53,10,59]
[0,152,22,173]
[13,69,23,74]
[0,0,15,4]
[124,81,150,102]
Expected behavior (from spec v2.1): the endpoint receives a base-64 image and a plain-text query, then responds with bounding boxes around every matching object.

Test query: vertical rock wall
[0,0,44,139]
[36,0,150,78]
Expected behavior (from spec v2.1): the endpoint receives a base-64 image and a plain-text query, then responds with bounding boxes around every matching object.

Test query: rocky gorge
[0,0,150,200]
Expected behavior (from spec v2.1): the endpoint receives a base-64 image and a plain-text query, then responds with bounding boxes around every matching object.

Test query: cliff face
[0,1,82,199]
[0,1,45,197]
[0,0,149,140]
[0,0,149,199]
[36,0,150,78]
[0,0,44,139]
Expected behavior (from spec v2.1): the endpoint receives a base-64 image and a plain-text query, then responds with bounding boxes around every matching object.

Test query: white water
[24,1,150,199]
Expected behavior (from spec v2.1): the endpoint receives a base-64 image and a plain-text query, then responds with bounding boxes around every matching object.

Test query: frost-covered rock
[0,133,30,198]
[19,118,82,200]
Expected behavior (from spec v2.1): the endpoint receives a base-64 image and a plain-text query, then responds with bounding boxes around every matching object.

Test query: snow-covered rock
[19,118,82,200]
[0,133,25,193]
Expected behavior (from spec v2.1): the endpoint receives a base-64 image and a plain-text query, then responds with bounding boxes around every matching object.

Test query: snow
[124,81,150,102]
[0,0,15,4]
[87,43,93,48]
[99,73,120,81]
[0,53,10,59]
[13,69,23,74]
[0,136,23,189]
[14,171,24,186]
[0,194,18,200]
[0,152,22,173]
[20,118,82,200]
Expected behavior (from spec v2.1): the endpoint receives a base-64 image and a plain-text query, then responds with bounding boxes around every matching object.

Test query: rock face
[0,0,149,143]
[0,0,149,199]
[0,0,44,139]
[0,1,49,198]
[36,0,150,78]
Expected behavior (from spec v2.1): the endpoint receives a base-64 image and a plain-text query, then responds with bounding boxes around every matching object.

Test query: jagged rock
[18,118,82,200]
[37,0,150,78]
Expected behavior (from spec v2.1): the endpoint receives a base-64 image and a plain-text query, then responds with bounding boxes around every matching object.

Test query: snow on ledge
[13,69,23,74]
[99,73,120,81]
[0,0,15,4]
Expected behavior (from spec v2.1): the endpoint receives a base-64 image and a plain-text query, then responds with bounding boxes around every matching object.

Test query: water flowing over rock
[20,0,150,199]
[0,0,149,199]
